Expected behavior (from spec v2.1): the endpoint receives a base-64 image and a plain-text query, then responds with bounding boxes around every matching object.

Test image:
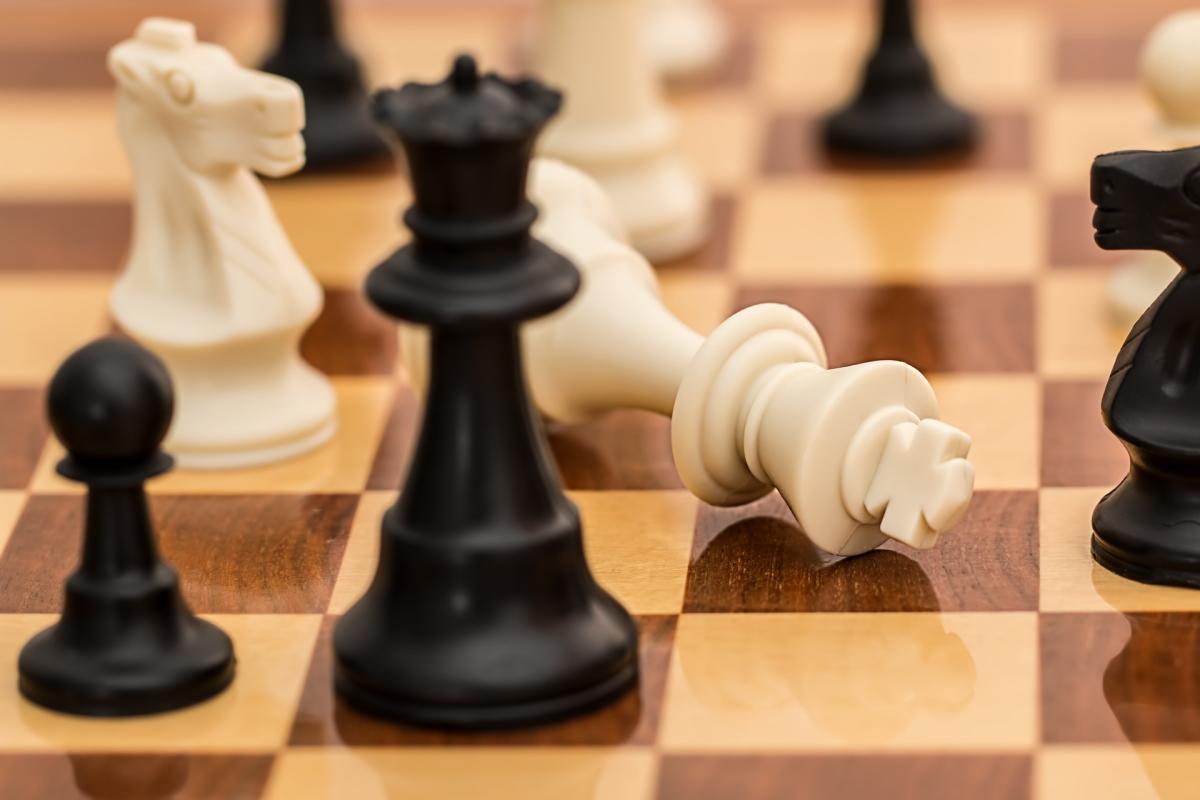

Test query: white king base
[402,160,975,555]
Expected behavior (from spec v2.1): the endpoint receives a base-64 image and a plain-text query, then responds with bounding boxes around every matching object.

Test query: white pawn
[108,19,336,469]
[403,161,975,556]
[537,0,708,263]
[643,0,731,79]
[1108,10,1200,329]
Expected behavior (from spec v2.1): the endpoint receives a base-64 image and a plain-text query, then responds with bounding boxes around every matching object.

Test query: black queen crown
[366,54,578,325]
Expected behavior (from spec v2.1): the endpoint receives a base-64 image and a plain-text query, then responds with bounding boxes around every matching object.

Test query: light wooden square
[267,174,410,290]
[0,492,25,557]
[1039,487,1200,612]
[658,271,733,336]
[1035,87,1158,192]
[733,176,1042,284]
[0,614,321,751]
[930,374,1040,491]
[328,490,395,615]
[753,9,865,112]
[264,747,658,800]
[660,612,1038,752]
[925,7,1050,110]
[30,377,395,495]
[1038,271,1124,380]
[574,490,698,616]
[0,275,112,385]
[674,92,763,192]
[0,93,127,200]
[1037,745,1200,800]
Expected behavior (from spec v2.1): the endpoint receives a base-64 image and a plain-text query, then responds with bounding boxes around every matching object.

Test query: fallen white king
[403,159,975,556]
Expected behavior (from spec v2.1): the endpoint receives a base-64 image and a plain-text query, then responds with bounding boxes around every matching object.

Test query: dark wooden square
[736,284,1035,373]
[0,494,357,613]
[0,753,274,800]
[0,389,48,490]
[0,202,130,273]
[1042,612,1200,743]
[684,490,1038,613]
[301,289,397,376]
[1042,380,1127,487]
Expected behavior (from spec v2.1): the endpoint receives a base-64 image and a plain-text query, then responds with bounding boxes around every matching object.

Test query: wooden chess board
[0,0,1197,797]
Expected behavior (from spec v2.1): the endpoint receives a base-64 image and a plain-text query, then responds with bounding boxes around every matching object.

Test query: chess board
[0,0,1197,797]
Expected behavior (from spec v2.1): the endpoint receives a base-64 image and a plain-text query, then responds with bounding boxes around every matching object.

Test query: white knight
[108,18,336,469]
[403,160,975,556]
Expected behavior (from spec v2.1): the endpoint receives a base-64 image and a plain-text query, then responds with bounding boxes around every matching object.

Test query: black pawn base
[1093,467,1200,589]
[333,522,639,729]
[823,93,975,158]
[18,567,234,718]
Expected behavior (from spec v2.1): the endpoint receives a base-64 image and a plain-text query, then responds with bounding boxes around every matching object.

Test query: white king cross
[865,419,975,550]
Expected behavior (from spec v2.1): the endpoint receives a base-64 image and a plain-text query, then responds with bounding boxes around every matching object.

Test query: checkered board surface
[1,0,1198,797]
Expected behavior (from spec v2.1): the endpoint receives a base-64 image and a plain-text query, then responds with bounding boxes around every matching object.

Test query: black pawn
[823,0,975,157]
[1090,146,1200,587]
[333,55,639,728]
[260,0,389,171]
[18,337,234,716]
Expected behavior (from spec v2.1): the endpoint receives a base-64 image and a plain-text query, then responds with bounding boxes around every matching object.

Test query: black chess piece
[18,337,235,716]
[333,55,640,728]
[260,0,390,171]
[823,0,975,157]
[1090,145,1200,588]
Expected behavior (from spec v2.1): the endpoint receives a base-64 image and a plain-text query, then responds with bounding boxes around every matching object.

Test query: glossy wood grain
[686,491,1038,613]
[0,494,357,613]
[0,753,274,800]
[737,284,1036,373]
[1042,612,1200,743]
[1041,381,1128,487]
[547,411,682,492]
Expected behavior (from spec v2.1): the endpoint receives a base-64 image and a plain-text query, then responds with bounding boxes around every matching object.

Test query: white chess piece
[537,0,708,263]
[643,0,731,79]
[1108,10,1200,329]
[402,161,974,555]
[108,18,336,469]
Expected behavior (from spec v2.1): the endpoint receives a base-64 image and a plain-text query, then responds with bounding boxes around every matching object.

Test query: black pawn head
[48,337,174,479]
